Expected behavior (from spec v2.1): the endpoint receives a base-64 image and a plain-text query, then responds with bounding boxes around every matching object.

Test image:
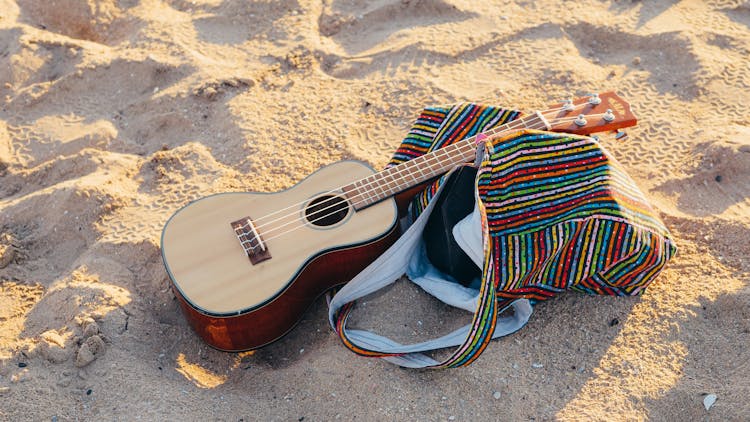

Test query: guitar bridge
[231,216,272,265]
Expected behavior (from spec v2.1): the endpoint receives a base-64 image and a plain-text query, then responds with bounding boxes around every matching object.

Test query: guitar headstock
[543,91,637,136]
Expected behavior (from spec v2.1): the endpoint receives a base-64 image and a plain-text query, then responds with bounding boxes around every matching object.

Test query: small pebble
[493,391,501,399]
[532,363,544,369]
[41,330,66,347]
[86,389,92,396]
[609,318,620,327]
[85,335,106,354]
[632,56,641,65]
[40,341,70,364]
[715,175,722,183]
[18,362,27,368]
[82,321,99,338]
[703,393,717,410]
[0,243,15,268]
[75,344,96,368]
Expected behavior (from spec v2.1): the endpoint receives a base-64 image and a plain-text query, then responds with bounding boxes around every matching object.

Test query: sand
[1,0,749,420]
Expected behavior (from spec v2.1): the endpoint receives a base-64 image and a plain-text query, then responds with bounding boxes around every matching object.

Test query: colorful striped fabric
[334,103,676,368]
[388,103,521,221]
[388,103,521,167]
[478,129,676,306]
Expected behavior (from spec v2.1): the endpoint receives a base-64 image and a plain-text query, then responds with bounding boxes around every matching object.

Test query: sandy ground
[1,0,749,420]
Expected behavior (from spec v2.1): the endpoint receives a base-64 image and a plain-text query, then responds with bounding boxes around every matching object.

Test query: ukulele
[161,92,636,351]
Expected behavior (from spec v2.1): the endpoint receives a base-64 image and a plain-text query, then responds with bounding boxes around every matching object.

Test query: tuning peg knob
[574,114,587,127]
[588,93,602,105]
[602,109,615,122]
[562,98,575,112]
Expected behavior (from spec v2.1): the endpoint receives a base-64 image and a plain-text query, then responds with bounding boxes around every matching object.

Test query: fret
[405,160,421,186]
[435,146,454,171]
[387,165,412,195]
[380,167,397,194]
[454,140,477,162]
[422,147,443,175]
[412,155,430,180]
[396,160,420,187]
[357,176,368,207]
[381,167,397,196]
[366,174,379,207]
[372,173,387,199]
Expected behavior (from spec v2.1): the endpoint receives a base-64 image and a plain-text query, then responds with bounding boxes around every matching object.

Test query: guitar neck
[342,91,637,211]
[342,113,548,211]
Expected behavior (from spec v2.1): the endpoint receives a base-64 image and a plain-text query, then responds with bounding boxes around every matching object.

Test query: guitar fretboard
[342,113,546,210]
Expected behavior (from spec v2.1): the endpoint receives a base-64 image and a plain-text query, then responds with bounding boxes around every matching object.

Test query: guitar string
[246,110,611,250]
[248,110,608,241]
[243,100,590,230]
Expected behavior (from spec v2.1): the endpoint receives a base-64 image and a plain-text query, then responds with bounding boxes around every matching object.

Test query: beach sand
[1,0,749,420]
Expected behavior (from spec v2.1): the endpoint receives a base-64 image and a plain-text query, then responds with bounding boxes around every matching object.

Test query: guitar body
[161,161,399,351]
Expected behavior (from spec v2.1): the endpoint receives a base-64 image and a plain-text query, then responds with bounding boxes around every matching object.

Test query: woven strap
[327,168,532,368]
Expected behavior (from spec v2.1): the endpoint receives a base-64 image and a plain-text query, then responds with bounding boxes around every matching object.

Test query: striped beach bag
[328,103,677,368]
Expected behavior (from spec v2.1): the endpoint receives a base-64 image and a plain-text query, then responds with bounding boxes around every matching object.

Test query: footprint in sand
[654,126,750,219]
[16,0,130,45]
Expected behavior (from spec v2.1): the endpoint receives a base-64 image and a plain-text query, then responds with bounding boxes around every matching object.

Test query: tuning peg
[614,130,628,140]
[574,114,587,127]
[562,98,574,112]
[588,93,602,105]
[602,109,615,122]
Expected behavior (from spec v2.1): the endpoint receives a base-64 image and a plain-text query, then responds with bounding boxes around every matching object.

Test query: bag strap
[327,172,532,368]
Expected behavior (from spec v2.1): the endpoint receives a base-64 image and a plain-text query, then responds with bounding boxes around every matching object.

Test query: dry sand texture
[1,0,749,420]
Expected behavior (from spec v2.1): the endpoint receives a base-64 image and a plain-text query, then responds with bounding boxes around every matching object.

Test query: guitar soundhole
[304,195,350,227]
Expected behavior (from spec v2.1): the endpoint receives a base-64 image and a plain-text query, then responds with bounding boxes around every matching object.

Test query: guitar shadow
[251,297,337,370]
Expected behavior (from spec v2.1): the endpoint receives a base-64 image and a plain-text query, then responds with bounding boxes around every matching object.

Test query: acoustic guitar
[161,92,636,351]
